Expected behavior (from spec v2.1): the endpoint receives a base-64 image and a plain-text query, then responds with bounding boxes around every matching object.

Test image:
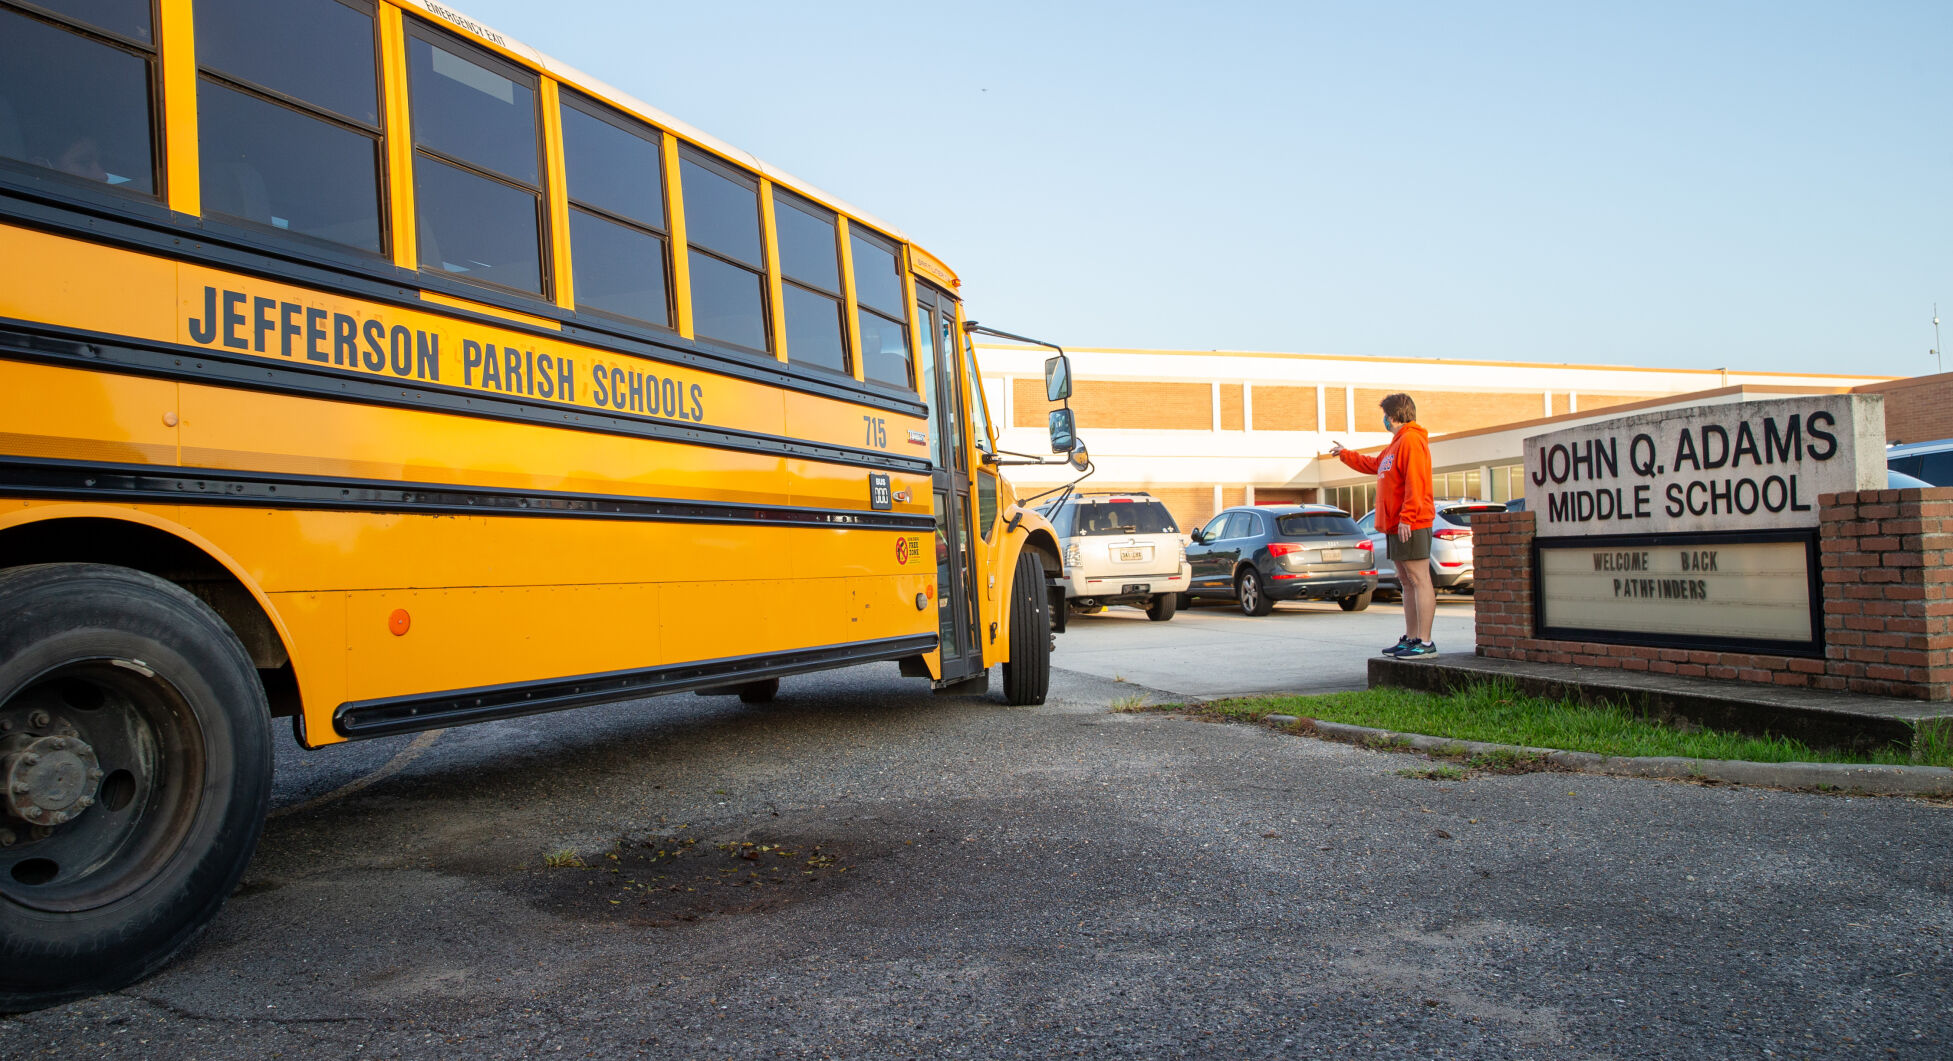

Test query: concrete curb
[1258,715,1953,796]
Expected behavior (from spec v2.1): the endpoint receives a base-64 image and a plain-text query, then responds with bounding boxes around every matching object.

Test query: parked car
[1886,439,1953,485]
[1037,491,1191,621]
[1360,499,1507,598]
[1182,505,1378,615]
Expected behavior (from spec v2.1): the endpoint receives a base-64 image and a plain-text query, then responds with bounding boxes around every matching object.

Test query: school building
[976,344,1922,530]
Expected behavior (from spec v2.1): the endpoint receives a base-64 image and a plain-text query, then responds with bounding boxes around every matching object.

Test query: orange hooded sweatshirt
[1337,421,1434,533]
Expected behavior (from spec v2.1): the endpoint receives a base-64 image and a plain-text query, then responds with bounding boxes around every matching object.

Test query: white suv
[1038,492,1192,621]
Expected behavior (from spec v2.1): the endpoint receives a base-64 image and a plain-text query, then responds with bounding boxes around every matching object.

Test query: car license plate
[1122,584,1149,595]
[1320,549,1343,562]
[1119,549,1144,561]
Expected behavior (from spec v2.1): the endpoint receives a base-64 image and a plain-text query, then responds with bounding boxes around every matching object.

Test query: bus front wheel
[0,564,272,1012]
[1001,551,1050,707]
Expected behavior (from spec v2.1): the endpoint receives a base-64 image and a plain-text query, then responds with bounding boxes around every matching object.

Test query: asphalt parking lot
[3,599,1948,1059]
[1056,593,1480,699]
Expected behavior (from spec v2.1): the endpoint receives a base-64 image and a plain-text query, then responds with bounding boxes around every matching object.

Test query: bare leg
[1399,559,1436,643]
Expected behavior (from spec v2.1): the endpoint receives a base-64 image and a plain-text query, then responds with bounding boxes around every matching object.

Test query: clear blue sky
[457,0,1949,377]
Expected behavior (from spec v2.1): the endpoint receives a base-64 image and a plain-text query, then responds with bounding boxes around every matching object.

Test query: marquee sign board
[1521,394,1884,537]
[1526,395,1884,656]
[1534,531,1822,655]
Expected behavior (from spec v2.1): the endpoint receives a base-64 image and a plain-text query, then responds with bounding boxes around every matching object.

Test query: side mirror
[1048,408,1075,453]
[1067,439,1091,472]
[1044,354,1073,403]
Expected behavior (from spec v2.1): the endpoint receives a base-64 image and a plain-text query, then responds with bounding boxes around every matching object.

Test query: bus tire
[0,564,272,1013]
[1145,593,1176,622]
[1001,550,1050,707]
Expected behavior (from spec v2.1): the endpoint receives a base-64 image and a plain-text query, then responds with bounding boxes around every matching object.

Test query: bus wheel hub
[2,731,101,827]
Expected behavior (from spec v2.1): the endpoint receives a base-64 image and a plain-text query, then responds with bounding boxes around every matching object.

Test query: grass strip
[1168,680,1950,768]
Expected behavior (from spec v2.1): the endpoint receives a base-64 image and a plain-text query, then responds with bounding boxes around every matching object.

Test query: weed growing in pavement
[1913,721,1953,766]
[1109,694,1150,713]
[1463,748,1555,775]
[543,849,586,869]
[1398,765,1467,782]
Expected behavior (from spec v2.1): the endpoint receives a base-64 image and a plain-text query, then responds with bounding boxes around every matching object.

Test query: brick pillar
[1472,510,1534,659]
[1818,489,1953,699]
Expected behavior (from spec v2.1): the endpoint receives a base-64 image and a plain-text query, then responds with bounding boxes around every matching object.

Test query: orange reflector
[388,609,411,636]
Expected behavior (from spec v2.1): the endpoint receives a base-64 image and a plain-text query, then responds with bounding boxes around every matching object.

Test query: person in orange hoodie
[1330,393,1437,657]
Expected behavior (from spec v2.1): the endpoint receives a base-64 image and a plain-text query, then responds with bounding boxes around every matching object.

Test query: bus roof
[401,1,916,248]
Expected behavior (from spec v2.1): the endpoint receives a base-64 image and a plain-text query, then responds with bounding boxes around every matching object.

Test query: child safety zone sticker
[895,535,921,564]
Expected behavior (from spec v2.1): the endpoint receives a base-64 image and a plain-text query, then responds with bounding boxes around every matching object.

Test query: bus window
[0,3,155,195]
[960,327,994,456]
[560,94,670,327]
[406,28,544,295]
[680,149,769,353]
[774,189,847,375]
[31,0,150,42]
[195,0,383,255]
[852,229,912,388]
[915,298,940,462]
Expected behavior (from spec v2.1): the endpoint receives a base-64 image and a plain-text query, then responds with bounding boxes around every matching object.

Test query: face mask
[1382,416,1394,433]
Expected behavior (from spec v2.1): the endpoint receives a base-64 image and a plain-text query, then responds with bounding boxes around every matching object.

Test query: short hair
[1379,393,1417,423]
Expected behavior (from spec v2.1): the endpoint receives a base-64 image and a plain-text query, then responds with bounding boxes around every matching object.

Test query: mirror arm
[963,322,1065,360]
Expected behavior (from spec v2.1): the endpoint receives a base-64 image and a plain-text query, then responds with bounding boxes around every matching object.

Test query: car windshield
[1276,513,1361,537]
[1066,501,1177,536]
[1438,504,1505,526]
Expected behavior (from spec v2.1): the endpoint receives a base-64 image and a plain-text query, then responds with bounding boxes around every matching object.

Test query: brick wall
[1356,388,1546,435]
[1473,491,1953,700]
[1856,374,1953,444]
[1575,393,1657,413]
[1218,384,1244,431]
[1253,385,1319,431]
[1012,379,1213,430]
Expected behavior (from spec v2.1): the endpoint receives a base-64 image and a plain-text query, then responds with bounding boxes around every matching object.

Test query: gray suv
[1359,499,1506,597]
[1183,505,1378,615]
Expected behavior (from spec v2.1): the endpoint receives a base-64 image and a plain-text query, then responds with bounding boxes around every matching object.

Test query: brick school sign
[1475,393,1953,702]
[1518,395,1885,657]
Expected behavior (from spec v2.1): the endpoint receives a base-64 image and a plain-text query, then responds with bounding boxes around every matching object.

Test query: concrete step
[1369,653,1953,757]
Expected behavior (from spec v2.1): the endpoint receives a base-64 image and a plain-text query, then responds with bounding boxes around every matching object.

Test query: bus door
[915,284,983,681]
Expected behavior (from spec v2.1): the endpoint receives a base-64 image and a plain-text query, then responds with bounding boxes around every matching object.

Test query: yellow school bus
[0,0,1074,1007]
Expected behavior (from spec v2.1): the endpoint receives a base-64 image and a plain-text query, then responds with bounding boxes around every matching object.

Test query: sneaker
[1381,635,1414,655]
[1398,640,1438,659]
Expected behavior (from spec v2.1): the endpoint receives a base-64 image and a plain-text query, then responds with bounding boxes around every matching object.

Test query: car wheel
[0,564,272,1012]
[1339,590,1373,612]
[1145,593,1176,622]
[1236,569,1274,616]
[1001,550,1051,706]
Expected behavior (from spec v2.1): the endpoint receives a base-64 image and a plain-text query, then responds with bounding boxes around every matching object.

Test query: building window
[851,228,912,389]
[773,189,846,375]
[560,92,668,327]
[680,148,767,353]
[407,26,544,296]
[196,0,383,255]
[0,1,158,196]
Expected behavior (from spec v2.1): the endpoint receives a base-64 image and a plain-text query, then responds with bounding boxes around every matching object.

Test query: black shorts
[1386,527,1432,563]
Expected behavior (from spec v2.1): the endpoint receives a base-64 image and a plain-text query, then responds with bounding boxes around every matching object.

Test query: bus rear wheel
[1001,550,1050,707]
[0,564,271,1013]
